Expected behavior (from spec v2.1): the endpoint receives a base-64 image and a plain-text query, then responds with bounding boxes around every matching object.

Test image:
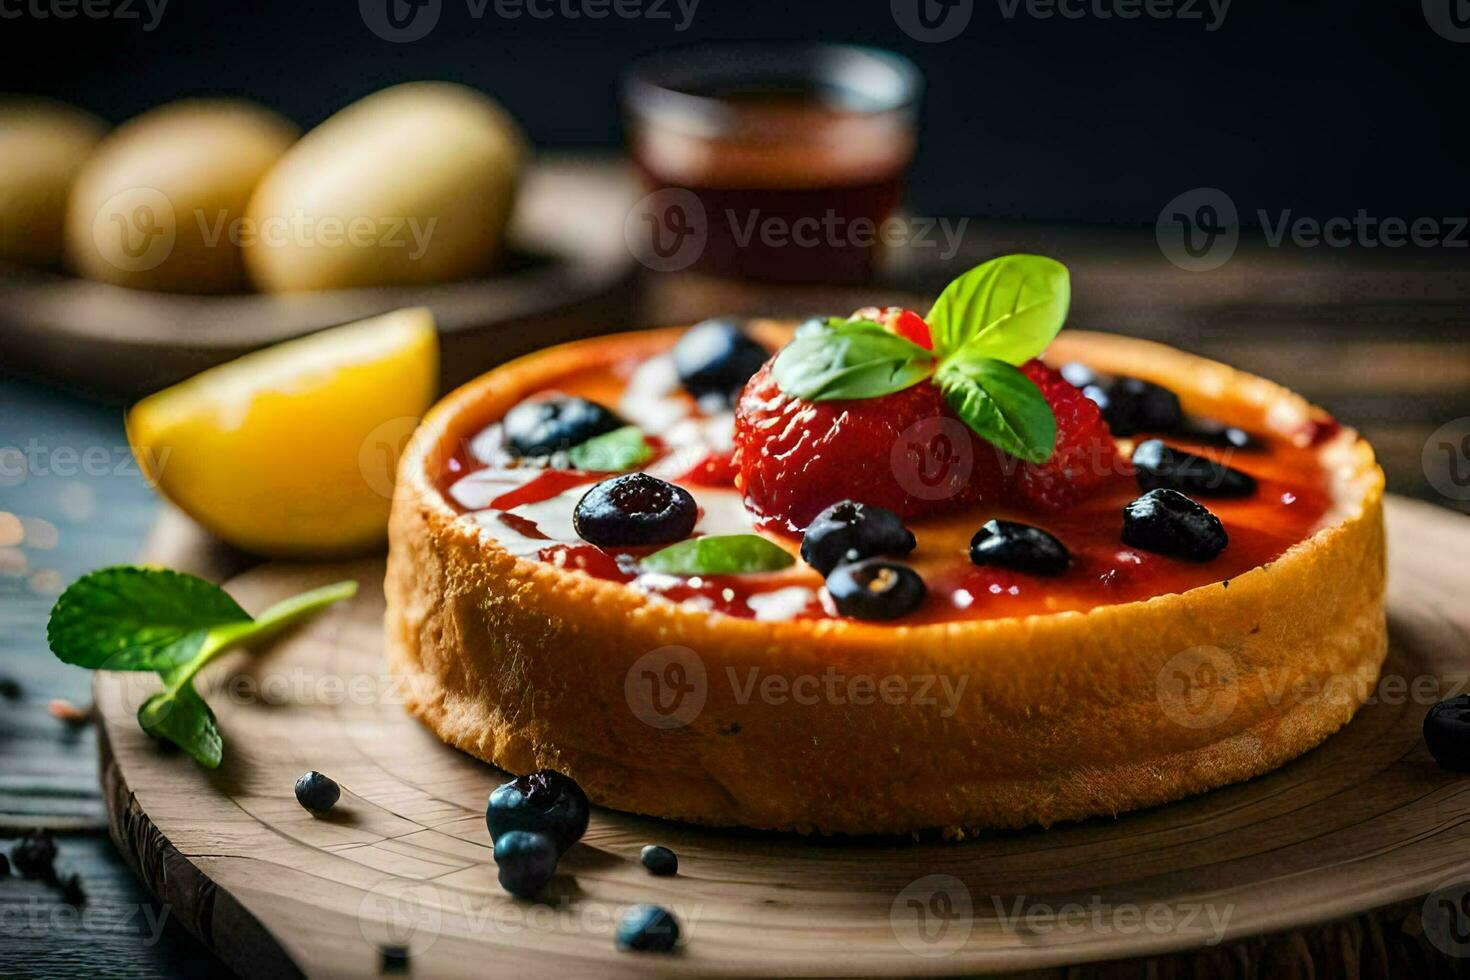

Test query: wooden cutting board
[0,158,640,402]
[93,496,1470,978]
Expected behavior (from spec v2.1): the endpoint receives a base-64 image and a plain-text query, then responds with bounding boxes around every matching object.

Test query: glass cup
[622,44,922,285]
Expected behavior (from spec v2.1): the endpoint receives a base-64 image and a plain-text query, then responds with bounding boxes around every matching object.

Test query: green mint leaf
[49,566,357,768]
[936,356,1057,463]
[566,426,653,472]
[139,683,222,768]
[641,534,796,576]
[47,566,251,672]
[925,255,1071,363]
[770,320,934,401]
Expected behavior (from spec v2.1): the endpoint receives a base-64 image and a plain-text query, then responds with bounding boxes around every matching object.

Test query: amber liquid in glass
[629,88,914,284]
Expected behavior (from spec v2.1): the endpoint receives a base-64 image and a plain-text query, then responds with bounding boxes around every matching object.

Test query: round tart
[386,268,1385,836]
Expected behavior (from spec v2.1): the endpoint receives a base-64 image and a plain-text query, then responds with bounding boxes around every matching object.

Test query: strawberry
[1008,360,1122,512]
[852,306,933,350]
[733,360,1007,531]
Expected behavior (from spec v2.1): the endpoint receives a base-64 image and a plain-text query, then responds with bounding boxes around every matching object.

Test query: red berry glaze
[1008,360,1123,512]
[733,360,1006,531]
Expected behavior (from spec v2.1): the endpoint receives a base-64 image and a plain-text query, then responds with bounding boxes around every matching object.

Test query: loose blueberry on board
[379,946,410,975]
[0,852,10,876]
[616,904,682,953]
[825,559,927,621]
[60,872,86,907]
[969,519,1071,576]
[1122,488,1228,561]
[10,829,57,880]
[640,844,678,876]
[486,769,591,855]
[493,830,559,899]
[503,394,626,457]
[1132,440,1258,498]
[1424,696,1470,771]
[799,500,917,575]
[294,771,341,813]
[672,317,770,406]
[1096,377,1183,436]
[574,473,698,547]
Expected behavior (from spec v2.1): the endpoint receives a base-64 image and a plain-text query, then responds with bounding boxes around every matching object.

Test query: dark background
[2,0,1465,226]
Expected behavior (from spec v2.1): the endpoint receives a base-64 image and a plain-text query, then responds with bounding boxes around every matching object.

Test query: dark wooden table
[2,226,1467,978]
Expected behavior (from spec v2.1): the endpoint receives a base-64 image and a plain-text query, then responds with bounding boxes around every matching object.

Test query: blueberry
[1174,417,1258,450]
[969,519,1071,576]
[503,395,625,457]
[486,769,591,855]
[673,318,770,405]
[1132,440,1257,498]
[294,771,341,812]
[0,853,9,876]
[825,559,926,621]
[10,829,56,880]
[640,844,678,876]
[494,830,559,899]
[1425,696,1470,771]
[0,675,20,699]
[574,473,697,548]
[379,946,410,974]
[1099,377,1182,436]
[616,904,681,953]
[60,872,86,907]
[1059,361,1099,389]
[800,500,916,576]
[1122,489,1228,561]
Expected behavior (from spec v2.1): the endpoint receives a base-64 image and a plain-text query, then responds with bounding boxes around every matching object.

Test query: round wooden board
[94,496,1470,978]
[0,158,640,402]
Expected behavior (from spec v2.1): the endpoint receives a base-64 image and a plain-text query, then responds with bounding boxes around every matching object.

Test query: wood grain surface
[90,496,1470,977]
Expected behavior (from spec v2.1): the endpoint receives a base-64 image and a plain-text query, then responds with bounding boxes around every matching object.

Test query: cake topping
[1132,439,1258,498]
[824,558,927,620]
[641,534,794,575]
[1007,359,1120,512]
[1089,376,1184,437]
[1122,488,1229,561]
[799,500,917,576]
[503,394,626,457]
[573,473,697,547]
[672,317,770,406]
[969,519,1071,577]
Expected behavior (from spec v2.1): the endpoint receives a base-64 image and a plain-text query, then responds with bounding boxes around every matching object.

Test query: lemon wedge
[127,308,438,557]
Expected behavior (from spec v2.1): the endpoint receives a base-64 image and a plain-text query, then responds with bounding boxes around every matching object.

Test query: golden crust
[384,328,1387,835]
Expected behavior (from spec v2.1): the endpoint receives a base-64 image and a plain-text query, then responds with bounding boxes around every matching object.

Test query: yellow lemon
[127,308,437,557]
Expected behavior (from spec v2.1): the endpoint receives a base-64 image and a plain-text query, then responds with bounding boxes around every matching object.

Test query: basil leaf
[926,255,1071,363]
[770,321,934,401]
[641,534,795,576]
[47,566,251,672]
[567,426,653,472]
[139,683,222,769]
[936,357,1057,464]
